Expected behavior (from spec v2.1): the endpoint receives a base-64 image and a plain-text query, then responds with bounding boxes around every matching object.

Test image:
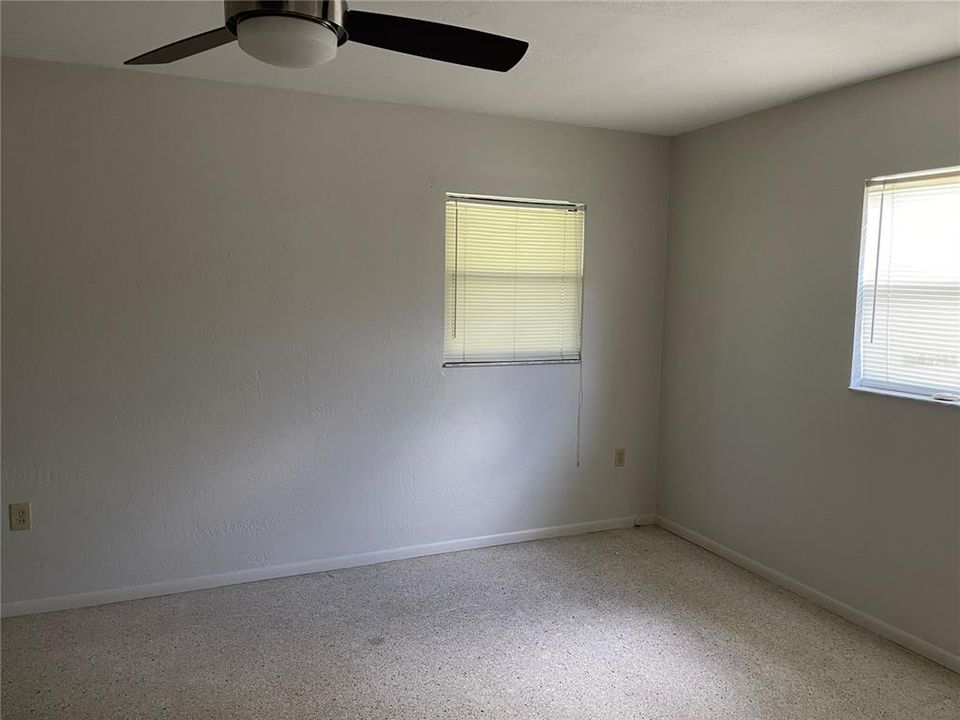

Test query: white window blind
[851,167,960,403]
[444,195,584,366]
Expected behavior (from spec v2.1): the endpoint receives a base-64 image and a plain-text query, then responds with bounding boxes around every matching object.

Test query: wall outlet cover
[9,502,31,531]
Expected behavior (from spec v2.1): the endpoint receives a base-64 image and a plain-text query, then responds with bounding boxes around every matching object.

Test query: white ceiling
[2,1,958,135]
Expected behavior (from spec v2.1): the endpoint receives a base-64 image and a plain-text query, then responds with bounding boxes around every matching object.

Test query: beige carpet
[2,527,957,719]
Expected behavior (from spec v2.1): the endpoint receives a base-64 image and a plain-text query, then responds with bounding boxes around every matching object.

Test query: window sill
[443,359,581,368]
[848,384,960,408]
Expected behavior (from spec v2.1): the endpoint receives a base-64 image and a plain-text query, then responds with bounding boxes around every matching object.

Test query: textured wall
[659,59,960,657]
[1,59,670,604]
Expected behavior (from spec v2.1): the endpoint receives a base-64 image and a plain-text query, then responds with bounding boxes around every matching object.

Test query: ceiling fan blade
[346,11,527,72]
[125,27,235,65]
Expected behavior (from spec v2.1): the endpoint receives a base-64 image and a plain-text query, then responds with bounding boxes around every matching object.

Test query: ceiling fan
[125,0,528,72]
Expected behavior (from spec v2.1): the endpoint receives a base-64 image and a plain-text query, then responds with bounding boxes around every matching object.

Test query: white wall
[1,58,670,605]
[659,59,960,658]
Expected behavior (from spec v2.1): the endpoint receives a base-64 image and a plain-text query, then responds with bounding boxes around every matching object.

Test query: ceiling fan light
[237,15,337,69]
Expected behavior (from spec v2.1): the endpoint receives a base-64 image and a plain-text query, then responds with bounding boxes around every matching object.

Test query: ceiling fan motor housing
[224,0,350,44]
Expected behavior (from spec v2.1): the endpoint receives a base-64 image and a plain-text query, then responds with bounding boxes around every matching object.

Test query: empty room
[1,1,958,717]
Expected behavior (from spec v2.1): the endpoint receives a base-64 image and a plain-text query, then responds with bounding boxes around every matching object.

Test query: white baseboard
[655,515,960,673]
[11,513,952,675]
[1,515,638,618]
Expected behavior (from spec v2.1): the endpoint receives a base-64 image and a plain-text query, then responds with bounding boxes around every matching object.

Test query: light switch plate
[614,448,626,467]
[9,502,31,531]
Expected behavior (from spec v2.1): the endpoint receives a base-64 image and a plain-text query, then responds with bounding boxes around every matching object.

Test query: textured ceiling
[2,1,958,134]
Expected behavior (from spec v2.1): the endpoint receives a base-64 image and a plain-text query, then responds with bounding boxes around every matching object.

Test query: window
[851,167,960,404]
[444,194,584,366]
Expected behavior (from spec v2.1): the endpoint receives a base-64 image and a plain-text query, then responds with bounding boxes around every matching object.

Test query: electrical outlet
[9,502,31,531]
[614,448,626,467]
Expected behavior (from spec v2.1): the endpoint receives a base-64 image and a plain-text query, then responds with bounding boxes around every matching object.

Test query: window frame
[848,167,960,408]
[442,193,586,369]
